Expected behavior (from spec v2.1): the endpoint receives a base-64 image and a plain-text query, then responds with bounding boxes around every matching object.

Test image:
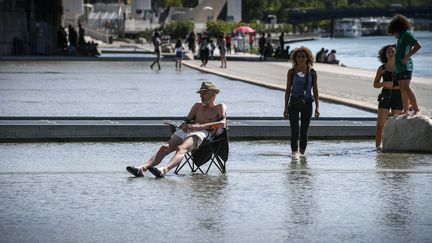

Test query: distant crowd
[315,48,340,65]
[57,22,100,57]
[150,29,343,69]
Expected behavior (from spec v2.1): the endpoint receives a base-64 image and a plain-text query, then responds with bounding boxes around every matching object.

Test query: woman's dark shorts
[395,71,412,81]
[378,89,402,110]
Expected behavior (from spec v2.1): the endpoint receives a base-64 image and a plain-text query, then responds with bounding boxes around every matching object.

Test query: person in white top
[174,38,184,70]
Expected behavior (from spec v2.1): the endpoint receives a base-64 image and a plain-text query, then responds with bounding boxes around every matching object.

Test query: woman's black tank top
[381,65,398,87]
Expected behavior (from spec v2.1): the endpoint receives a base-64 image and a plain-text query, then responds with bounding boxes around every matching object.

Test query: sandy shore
[183,57,432,117]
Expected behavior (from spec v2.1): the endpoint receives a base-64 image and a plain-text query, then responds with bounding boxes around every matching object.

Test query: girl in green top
[388,14,422,116]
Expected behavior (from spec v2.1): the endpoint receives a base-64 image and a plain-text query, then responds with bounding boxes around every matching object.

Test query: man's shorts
[172,130,209,147]
[378,89,403,110]
[395,71,412,81]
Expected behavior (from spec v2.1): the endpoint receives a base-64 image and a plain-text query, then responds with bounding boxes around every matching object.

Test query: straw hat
[196,81,220,94]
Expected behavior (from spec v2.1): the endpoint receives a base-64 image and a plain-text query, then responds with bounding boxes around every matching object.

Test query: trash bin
[108,36,113,44]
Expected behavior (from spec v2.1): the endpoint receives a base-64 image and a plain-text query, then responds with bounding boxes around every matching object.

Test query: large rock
[161,44,173,53]
[383,115,432,153]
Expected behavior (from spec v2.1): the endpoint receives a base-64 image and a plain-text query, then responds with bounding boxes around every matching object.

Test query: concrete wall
[0,0,31,55]
[0,0,62,55]
[227,0,241,22]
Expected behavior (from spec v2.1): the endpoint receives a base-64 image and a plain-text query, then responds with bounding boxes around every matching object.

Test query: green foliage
[163,0,183,8]
[241,0,431,22]
[136,30,153,43]
[163,21,194,39]
[206,21,247,36]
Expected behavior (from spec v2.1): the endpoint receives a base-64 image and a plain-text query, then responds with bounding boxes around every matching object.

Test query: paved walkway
[183,58,432,117]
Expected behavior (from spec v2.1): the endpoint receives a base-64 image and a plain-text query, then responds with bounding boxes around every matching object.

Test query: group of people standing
[150,30,228,70]
[139,14,422,171]
[374,14,421,150]
[57,23,99,57]
[195,33,228,68]
[129,14,422,177]
[284,14,422,158]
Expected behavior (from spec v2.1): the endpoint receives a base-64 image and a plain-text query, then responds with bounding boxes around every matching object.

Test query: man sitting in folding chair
[126,81,227,178]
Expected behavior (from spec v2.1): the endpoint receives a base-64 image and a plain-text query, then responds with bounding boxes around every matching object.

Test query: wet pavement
[1,140,431,242]
[0,61,373,117]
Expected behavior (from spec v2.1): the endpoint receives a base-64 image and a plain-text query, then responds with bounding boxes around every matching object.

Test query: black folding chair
[164,121,229,174]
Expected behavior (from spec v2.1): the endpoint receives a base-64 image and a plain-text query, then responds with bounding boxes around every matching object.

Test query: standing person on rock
[388,14,422,116]
[373,44,402,151]
[284,47,320,160]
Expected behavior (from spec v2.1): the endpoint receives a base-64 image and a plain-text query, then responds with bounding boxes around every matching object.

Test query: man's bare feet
[126,166,146,177]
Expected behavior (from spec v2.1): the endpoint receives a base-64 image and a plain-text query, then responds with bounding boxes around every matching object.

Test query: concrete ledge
[0,117,376,142]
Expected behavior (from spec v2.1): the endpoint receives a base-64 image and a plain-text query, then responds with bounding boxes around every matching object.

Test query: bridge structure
[281,7,432,37]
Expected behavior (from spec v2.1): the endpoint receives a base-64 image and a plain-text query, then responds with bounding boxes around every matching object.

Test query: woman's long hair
[378,44,396,64]
[290,46,314,68]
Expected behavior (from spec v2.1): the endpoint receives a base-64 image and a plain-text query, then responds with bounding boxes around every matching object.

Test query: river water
[289,31,432,77]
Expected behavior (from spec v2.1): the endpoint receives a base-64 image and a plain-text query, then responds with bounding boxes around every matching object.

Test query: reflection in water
[284,157,316,226]
[375,153,413,238]
[184,175,228,233]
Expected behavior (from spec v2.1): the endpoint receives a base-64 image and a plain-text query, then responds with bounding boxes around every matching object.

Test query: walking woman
[175,38,184,70]
[373,44,402,150]
[150,30,161,70]
[218,35,227,68]
[284,47,320,159]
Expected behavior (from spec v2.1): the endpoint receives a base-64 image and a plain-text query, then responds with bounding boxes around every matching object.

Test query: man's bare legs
[399,79,420,116]
[162,136,197,174]
[136,136,183,175]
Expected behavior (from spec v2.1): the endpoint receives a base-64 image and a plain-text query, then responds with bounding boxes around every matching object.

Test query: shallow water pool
[1,140,431,242]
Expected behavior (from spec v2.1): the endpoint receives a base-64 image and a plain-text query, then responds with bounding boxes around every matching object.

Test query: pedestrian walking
[186,30,196,54]
[199,38,210,68]
[258,32,266,61]
[150,30,161,70]
[284,47,320,159]
[218,35,227,68]
[175,39,184,70]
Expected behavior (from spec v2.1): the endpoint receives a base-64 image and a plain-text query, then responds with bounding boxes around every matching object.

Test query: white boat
[361,17,379,36]
[334,18,362,38]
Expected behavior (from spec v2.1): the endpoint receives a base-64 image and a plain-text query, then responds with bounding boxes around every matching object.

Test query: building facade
[0,0,62,55]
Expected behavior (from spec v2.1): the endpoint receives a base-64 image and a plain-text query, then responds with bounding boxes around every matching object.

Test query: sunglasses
[297,55,307,59]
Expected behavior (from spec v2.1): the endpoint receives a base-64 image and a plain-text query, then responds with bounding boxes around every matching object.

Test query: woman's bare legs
[375,108,389,149]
